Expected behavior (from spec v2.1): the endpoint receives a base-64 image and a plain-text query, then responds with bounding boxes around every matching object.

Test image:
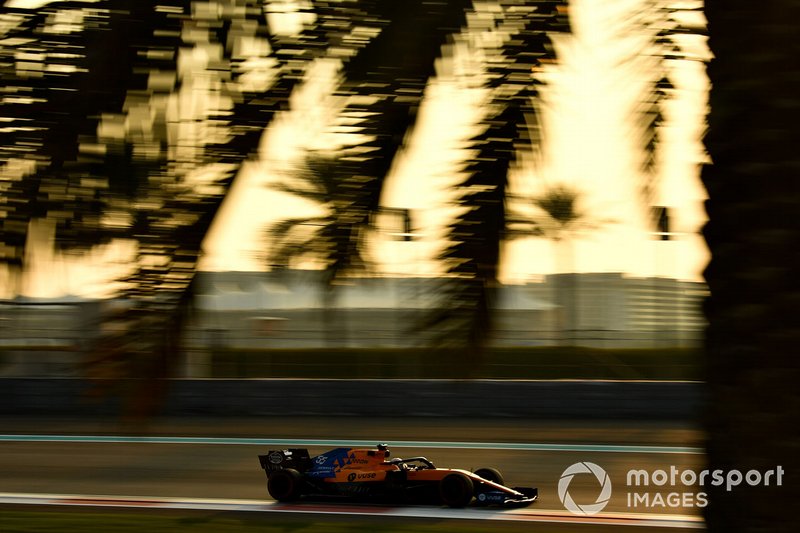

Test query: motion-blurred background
[0,1,797,532]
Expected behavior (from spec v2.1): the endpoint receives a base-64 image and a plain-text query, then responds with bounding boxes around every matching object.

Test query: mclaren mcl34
[259,443,537,507]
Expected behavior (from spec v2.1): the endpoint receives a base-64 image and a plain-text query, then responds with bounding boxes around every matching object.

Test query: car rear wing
[259,448,312,473]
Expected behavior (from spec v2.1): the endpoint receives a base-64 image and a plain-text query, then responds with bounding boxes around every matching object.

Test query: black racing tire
[439,472,474,507]
[268,468,303,502]
[474,467,505,486]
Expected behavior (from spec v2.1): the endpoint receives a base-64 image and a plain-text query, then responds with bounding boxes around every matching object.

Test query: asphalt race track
[0,417,706,531]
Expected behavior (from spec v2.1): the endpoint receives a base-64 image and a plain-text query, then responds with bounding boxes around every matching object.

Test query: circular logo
[558,462,612,515]
[347,472,357,482]
[268,452,284,465]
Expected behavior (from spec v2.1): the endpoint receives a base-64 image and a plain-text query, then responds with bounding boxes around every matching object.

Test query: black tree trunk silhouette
[702,1,800,531]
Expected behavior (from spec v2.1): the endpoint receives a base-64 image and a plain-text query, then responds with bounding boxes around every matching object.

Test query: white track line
[0,435,702,454]
[0,493,705,529]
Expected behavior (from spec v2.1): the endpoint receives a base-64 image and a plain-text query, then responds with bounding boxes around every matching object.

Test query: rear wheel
[474,467,505,486]
[268,468,303,502]
[439,472,474,507]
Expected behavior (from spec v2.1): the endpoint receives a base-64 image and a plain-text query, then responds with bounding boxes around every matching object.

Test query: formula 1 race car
[258,443,537,507]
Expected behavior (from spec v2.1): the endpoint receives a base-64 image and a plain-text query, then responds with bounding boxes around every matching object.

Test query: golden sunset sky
[201,0,710,281]
[8,0,710,298]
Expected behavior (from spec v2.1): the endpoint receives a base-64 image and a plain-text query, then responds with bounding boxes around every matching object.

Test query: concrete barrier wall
[0,378,705,420]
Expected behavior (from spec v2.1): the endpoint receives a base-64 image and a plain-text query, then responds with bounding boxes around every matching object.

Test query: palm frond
[268,182,328,205]
[263,0,473,292]
[532,185,583,227]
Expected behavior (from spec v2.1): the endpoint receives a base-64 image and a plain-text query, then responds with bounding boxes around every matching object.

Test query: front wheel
[439,472,474,507]
[268,468,303,502]
[474,467,505,486]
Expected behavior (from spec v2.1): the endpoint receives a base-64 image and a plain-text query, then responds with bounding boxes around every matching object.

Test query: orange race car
[258,443,537,507]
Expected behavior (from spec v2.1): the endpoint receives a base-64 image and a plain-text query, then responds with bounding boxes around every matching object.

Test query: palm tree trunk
[702,2,800,531]
[552,238,577,345]
[432,1,570,359]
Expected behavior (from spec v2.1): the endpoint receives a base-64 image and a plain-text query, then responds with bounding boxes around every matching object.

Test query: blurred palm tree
[701,1,800,531]
[639,0,706,231]
[265,0,472,345]
[91,0,374,414]
[1,1,188,406]
[506,184,611,343]
[266,152,366,346]
[525,185,596,240]
[267,2,569,360]
[0,1,150,287]
[427,1,570,368]
[0,0,335,416]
